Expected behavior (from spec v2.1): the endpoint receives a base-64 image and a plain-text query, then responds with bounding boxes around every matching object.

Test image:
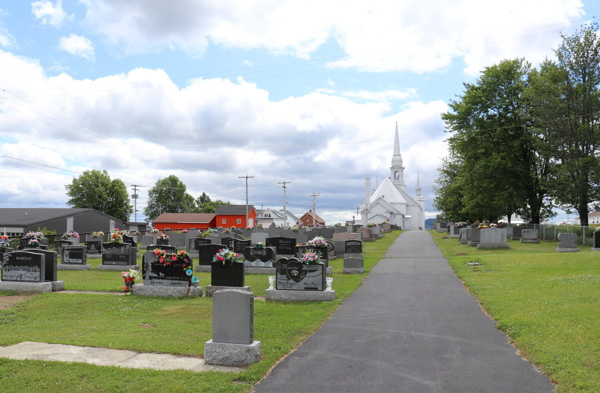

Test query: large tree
[441,58,553,223]
[143,175,196,221]
[195,192,231,213]
[65,170,132,221]
[526,24,600,226]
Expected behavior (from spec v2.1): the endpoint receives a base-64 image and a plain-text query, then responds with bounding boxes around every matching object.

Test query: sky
[0,0,596,225]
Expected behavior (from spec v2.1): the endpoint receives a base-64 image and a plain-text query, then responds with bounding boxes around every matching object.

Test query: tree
[440,58,553,223]
[143,175,196,221]
[525,24,600,226]
[65,170,132,222]
[196,192,211,205]
[196,198,231,213]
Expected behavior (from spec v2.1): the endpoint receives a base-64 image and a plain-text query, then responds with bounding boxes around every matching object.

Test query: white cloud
[243,60,252,66]
[0,8,15,48]
[58,34,95,61]
[327,78,334,86]
[31,0,74,28]
[316,88,417,104]
[78,0,584,75]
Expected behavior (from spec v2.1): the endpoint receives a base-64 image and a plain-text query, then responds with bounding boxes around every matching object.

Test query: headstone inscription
[242,246,275,266]
[23,249,57,282]
[266,237,296,256]
[62,246,87,265]
[275,258,325,291]
[156,238,169,246]
[86,240,102,254]
[345,240,363,254]
[233,239,252,254]
[102,243,134,266]
[143,251,192,287]
[198,244,228,266]
[211,260,245,287]
[3,251,45,282]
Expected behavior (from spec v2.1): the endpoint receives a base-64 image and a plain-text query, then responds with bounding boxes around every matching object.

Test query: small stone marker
[344,240,364,274]
[520,229,540,244]
[468,228,481,247]
[204,289,260,367]
[556,233,579,253]
[512,226,523,240]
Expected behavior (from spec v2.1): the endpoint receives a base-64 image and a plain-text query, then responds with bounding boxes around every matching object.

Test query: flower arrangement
[256,224,263,229]
[150,228,159,233]
[0,235,9,241]
[307,236,328,248]
[367,223,376,228]
[91,231,104,237]
[135,231,141,235]
[213,248,240,264]
[152,249,191,274]
[254,242,265,249]
[291,226,299,232]
[182,229,189,233]
[158,233,169,240]
[223,228,232,234]
[62,231,80,239]
[27,239,40,246]
[457,222,466,228]
[300,250,321,265]
[120,269,139,294]
[490,223,497,228]
[24,231,45,239]
[109,229,124,243]
[382,220,389,224]
[164,227,172,231]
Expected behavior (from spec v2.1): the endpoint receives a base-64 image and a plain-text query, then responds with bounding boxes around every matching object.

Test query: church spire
[416,172,421,196]
[392,122,403,166]
[390,121,405,190]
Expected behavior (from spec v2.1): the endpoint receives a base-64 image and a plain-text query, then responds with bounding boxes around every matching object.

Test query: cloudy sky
[0,0,593,224]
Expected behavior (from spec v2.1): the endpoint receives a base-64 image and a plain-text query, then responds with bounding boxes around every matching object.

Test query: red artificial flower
[124,286,129,291]
[183,263,188,268]
[165,262,172,266]
[171,255,177,261]
[179,251,184,255]
[159,257,164,263]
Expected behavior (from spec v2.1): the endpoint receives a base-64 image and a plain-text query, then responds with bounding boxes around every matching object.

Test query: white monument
[360,122,425,230]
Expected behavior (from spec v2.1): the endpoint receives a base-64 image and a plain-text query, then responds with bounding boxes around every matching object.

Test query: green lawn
[0,231,402,393]
[431,230,600,393]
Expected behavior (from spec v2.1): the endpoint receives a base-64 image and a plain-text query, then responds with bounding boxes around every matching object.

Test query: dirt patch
[0,294,36,310]
[140,323,155,329]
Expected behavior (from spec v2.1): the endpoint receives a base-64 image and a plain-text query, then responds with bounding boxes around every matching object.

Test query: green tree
[526,24,600,226]
[197,199,231,213]
[196,192,211,206]
[143,175,196,221]
[65,170,132,222]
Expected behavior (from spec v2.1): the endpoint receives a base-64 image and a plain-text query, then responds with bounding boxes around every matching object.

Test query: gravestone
[220,237,235,250]
[266,237,296,256]
[345,240,363,254]
[142,235,153,246]
[556,233,579,252]
[23,249,57,282]
[169,233,186,247]
[86,240,102,254]
[512,226,523,240]
[593,231,600,251]
[53,240,72,256]
[3,251,45,282]
[188,237,211,253]
[521,229,540,244]
[468,228,481,247]
[320,228,334,239]
[198,244,228,266]
[275,258,325,291]
[242,246,275,267]
[62,246,87,265]
[250,232,269,245]
[146,244,177,253]
[156,238,169,246]
[477,228,510,249]
[460,228,470,244]
[142,251,192,287]
[204,289,260,367]
[233,239,252,254]
[211,261,245,287]
[123,234,137,248]
[233,229,243,237]
[102,243,135,266]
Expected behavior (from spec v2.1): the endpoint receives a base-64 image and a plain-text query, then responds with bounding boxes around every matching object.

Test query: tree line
[434,24,600,226]
[65,171,230,222]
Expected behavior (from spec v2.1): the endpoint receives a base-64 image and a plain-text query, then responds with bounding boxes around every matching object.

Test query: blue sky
[0,0,596,224]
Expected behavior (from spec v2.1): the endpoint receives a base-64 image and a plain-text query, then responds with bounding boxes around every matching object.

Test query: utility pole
[279,181,291,228]
[309,192,320,226]
[131,185,141,222]
[239,175,254,227]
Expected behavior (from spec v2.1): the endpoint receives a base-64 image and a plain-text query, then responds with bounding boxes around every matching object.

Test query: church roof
[370,177,406,205]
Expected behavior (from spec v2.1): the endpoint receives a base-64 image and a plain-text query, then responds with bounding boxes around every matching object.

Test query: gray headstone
[142,235,153,245]
[558,233,577,248]
[251,232,268,245]
[212,289,253,344]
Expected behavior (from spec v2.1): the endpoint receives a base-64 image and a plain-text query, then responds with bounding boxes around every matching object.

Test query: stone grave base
[448,235,459,239]
[245,267,276,275]
[264,289,336,302]
[57,264,92,271]
[363,238,375,242]
[436,229,446,233]
[204,340,260,367]
[556,247,580,253]
[476,243,510,249]
[512,237,522,241]
[0,281,64,293]
[132,283,201,297]
[467,241,480,247]
[520,239,540,244]
[206,285,251,297]
[97,264,139,271]
[86,254,102,259]
[343,268,364,274]
[195,265,211,273]
[592,248,600,252]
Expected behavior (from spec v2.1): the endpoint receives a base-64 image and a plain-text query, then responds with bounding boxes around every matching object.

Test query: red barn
[153,213,216,230]
[299,210,325,227]
[215,205,257,228]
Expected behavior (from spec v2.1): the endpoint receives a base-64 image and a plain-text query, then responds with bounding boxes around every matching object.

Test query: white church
[360,123,425,230]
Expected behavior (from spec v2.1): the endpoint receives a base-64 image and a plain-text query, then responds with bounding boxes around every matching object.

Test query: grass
[431,230,600,393]
[0,231,402,393]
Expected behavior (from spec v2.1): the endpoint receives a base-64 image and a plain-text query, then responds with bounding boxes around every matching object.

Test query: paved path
[0,341,242,373]
[255,231,554,393]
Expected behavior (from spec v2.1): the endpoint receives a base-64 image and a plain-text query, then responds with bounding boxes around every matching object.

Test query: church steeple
[390,122,405,190]
[416,172,421,196]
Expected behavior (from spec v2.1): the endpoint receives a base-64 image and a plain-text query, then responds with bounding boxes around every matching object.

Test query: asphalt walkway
[254,231,554,393]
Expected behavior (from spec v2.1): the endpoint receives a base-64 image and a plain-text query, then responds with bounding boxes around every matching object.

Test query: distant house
[0,208,125,237]
[125,221,148,232]
[575,211,600,225]
[215,205,257,228]
[152,213,216,230]
[256,208,285,227]
[299,210,325,226]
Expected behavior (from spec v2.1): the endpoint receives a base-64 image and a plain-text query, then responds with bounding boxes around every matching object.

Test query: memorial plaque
[233,239,251,254]
[86,240,102,254]
[23,249,57,282]
[143,251,191,287]
[211,260,244,287]
[266,237,296,255]
[198,244,228,266]
[62,246,87,265]
[3,251,45,282]
[242,246,275,263]
[102,243,133,266]
[275,258,325,291]
[345,240,363,254]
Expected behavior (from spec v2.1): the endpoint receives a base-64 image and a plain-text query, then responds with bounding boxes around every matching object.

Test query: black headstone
[242,246,275,262]
[198,244,228,266]
[86,240,102,254]
[275,258,325,291]
[102,243,134,266]
[266,237,296,255]
[594,231,600,249]
[233,239,252,254]
[211,260,245,287]
[156,238,169,246]
[193,237,212,250]
[220,237,235,250]
[345,240,363,254]
[54,240,73,256]
[143,251,192,287]
[62,246,87,265]
[123,234,137,247]
[23,249,57,282]
[294,245,329,267]
[3,251,45,282]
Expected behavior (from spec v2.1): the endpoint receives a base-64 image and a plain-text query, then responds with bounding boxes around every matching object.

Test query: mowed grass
[0,231,402,393]
[431,230,600,393]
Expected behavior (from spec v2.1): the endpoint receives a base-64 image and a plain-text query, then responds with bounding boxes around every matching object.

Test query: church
[360,123,425,230]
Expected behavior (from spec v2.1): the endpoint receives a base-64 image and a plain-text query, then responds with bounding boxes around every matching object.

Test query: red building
[215,205,257,228]
[299,210,325,227]
[153,213,216,230]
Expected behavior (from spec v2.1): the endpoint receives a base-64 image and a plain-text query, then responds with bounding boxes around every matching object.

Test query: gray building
[0,208,126,237]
